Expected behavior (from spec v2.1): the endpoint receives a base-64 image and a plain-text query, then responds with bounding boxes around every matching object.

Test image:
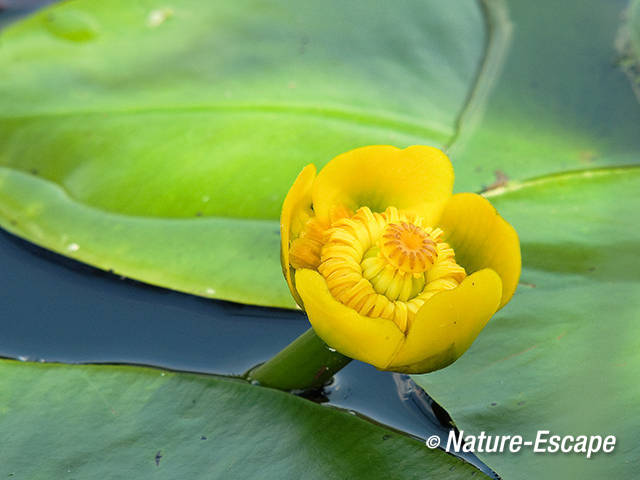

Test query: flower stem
[246,328,351,391]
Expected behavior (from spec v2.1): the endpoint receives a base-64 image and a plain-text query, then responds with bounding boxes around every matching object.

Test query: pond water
[0,225,496,477]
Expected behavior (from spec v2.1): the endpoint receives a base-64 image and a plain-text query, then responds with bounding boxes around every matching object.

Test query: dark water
[0,1,495,477]
[0,228,496,477]
[0,0,56,27]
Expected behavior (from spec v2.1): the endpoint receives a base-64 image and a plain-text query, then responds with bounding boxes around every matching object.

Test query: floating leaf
[0,359,487,479]
[0,0,496,307]
[414,167,640,478]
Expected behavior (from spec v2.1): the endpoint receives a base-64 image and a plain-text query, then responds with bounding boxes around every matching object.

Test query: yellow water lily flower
[281,145,520,374]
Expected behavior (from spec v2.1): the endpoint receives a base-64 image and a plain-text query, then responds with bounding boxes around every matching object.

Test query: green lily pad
[0,359,487,479]
[414,166,640,479]
[0,0,499,308]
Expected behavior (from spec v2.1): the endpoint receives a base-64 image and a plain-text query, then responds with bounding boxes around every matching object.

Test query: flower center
[290,206,466,333]
[380,222,437,274]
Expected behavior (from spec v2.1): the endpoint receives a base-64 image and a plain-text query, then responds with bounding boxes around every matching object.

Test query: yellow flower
[281,145,520,374]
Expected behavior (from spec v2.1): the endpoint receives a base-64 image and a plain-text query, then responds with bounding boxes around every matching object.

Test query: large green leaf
[0,167,293,307]
[414,167,640,479]
[0,0,499,308]
[0,359,487,479]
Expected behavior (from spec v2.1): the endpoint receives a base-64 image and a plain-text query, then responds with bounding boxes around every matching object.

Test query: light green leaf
[414,167,640,479]
[0,167,294,307]
[0,359,487,479]
[0,0,497,308]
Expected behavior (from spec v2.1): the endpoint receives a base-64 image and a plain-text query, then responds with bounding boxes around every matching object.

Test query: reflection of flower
[281,145,520,374]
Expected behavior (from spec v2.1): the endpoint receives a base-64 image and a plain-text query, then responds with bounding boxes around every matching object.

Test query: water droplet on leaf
[147,7,174,28]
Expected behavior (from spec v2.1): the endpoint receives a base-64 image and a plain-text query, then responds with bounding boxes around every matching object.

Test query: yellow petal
[295,268,404,369]
[280,165,316,307]
[312,145,454,225]
[438,193,520,308]
[386,269,502,373]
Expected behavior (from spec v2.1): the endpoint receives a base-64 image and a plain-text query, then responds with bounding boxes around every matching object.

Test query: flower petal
[438,193,520,308]
[295,268,404,369]
[312,145,454,225]
[280,164,316,307]
[386,269,502,373]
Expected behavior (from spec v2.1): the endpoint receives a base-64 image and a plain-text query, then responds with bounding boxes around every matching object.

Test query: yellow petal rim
[280,165,316,307]
[295,268,404,369]
[312,145,454,226]
[438,193,521,308]
[386,268,502,373]
[296,268,501,373]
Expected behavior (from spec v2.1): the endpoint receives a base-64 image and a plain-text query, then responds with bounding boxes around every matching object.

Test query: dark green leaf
[0,360,487,479]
